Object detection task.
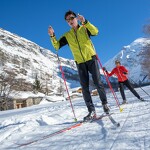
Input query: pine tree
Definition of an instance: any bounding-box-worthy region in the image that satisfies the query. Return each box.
[33,74,41,93]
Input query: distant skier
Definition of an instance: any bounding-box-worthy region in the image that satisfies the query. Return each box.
[48,10,110,121]
[103,60,144,104]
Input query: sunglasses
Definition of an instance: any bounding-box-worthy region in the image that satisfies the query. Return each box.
[66,16,76,22]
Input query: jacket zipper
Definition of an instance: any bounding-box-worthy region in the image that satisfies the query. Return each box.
[74,30,85,63]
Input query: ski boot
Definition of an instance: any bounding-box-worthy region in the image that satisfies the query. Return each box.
[122,100,128,104]
[102,104,110,114]
[83,111,96,122]
[139,97,145,101]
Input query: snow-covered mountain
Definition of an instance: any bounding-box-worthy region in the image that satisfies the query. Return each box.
[104,38,150,84]
[0,28,79,96]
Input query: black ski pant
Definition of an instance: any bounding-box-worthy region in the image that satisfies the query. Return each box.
[76,56,107,113]
[118,79,140,101]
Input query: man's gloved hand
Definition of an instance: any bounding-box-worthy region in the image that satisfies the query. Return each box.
[48,26,55,37]
[77,14,86,24]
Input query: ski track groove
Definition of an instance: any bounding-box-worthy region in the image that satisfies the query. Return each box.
[141,101,150,150]
[140,102,147,150]
[109,103,134,150]
[0,124,25,143]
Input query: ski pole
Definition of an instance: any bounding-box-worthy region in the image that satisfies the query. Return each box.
[56,52,77,122]
[79,17,123,112]
[129,77,150,98]
[96,55,123,112]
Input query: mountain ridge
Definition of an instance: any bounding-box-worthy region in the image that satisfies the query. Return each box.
[104,37,150,84]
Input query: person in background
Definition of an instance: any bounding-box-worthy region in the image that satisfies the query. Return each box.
[103,60,144,104]
[48,10,110,121]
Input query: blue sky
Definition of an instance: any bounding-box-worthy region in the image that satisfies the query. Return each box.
[0,0,150,64]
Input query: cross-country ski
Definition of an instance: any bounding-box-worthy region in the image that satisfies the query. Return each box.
[15,113,118,148]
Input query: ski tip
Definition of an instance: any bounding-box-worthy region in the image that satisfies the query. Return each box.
[117,123,120,127]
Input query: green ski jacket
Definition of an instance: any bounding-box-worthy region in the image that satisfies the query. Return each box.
[50,21,98,64]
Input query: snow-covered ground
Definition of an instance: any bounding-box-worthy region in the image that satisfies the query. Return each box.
[0,86,150,150]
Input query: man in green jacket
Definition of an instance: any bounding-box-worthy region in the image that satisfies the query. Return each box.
[48,10,109,121]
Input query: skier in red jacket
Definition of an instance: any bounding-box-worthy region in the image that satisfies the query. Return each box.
[103,60,144,104]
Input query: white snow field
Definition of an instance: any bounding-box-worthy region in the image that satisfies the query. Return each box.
[0,86,150,150]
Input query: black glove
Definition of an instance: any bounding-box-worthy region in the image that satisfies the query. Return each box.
[103,67,107,72]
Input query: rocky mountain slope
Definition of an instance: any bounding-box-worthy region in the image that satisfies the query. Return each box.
[0,28,78,96]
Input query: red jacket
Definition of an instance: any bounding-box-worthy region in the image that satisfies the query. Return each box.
[106,66,128,82]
